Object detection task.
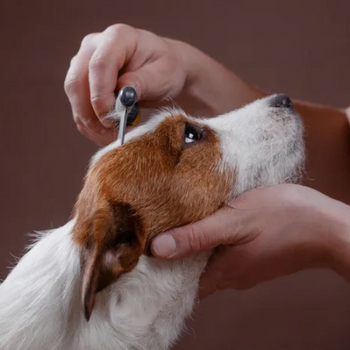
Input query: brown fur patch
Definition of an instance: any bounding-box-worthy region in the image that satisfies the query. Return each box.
[72,113,235,318]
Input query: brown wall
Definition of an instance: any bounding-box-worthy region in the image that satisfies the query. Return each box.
[1,1,350,349]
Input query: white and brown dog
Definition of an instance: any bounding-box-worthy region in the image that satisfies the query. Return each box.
[0,94,304,350]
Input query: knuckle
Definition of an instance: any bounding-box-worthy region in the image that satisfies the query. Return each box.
[105,23,132,36]
[69,55,77,67]
[90,95,108,116]
[64,77,80,96]
[187,224,207,253]
[85,117,102,131]
[73,114,81,125]
[81,33,97,46]
[89,57,106,73]
[76,124,87,136]
[75,115,102,134]
[74,116,90,130]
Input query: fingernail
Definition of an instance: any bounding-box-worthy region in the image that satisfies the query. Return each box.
[152,233,176,258]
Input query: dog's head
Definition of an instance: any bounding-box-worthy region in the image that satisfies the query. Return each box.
[73,94,304,320]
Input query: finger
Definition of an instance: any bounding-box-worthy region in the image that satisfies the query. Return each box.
[76,123,117,146]
[117,63,173,104]
[65,34,110,136]
[198,250,240,299]
[115,28,167,103]
[199,242,261,299]
[89,24,138,126]
[151,206,246,259]
[197,247,233,299]
[198,274,220,299]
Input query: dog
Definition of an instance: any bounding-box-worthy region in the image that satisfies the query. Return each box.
[0,94,304,350]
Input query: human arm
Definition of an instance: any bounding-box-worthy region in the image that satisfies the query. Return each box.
[151,184,350,297]
[64,24,262,145]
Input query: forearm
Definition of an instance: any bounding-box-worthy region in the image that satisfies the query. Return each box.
[294,101,350,204]
[172,40,265,116]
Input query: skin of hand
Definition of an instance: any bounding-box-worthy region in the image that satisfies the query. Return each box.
[64,24,186,145]
[151,184,350,298]
[64,24,261,146]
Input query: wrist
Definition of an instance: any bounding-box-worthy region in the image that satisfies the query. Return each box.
[328,203,350,281]
[169,39,266,116]
[289,192,350,276]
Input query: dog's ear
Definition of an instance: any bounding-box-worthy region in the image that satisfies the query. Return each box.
[75,202,144,321]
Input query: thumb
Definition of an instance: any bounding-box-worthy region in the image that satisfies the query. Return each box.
[151,207,238,259]
[117,71,146,101]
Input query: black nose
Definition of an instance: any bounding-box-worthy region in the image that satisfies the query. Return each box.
[271,94,293,109]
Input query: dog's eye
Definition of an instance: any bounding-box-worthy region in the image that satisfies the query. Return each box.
[184,124,202,144]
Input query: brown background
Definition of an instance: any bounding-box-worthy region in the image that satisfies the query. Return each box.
[1,0,350,349]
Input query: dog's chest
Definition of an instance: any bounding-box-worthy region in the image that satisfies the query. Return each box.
[70,253,210,350]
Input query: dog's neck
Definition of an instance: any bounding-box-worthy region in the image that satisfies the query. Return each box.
[0,220,209,350]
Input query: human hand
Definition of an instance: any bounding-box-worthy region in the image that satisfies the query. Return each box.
[65,24,265,146]
[64,24,191,145]
[151,184,350,298]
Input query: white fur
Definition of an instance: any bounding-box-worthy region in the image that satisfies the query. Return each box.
[203,96,304,195]
[0,95,304,350]
[0,220,208,350]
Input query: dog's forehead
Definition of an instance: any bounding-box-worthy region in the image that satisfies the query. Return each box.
[75,108,233,239]
[91,108,195,167]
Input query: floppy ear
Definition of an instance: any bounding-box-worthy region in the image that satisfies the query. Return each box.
[75,202,144,321]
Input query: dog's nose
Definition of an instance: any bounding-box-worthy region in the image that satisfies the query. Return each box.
[271,94,293,109]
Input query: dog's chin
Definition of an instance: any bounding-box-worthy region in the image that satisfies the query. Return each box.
[280,154,305,186]
[286,167,304,185]
[281,126,305,185]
